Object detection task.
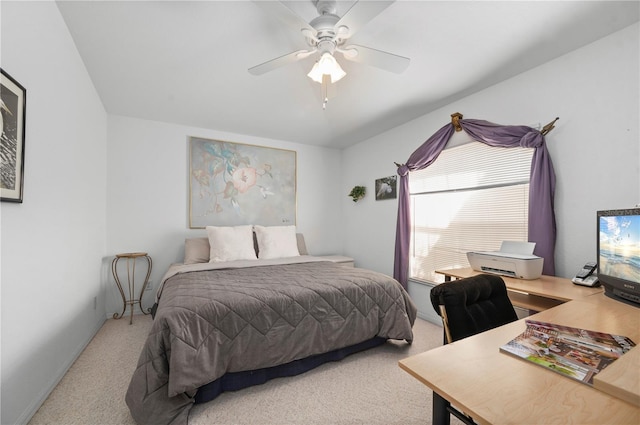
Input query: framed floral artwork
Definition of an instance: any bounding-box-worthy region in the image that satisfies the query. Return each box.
[1,69,26,203]
[189,137,297,228]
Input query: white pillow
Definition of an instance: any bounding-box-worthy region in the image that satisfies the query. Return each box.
[206,225,257,262]
[254,225,300,259]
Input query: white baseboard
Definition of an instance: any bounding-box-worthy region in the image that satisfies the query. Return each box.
[17,317,106,425]
[417,311,443,327]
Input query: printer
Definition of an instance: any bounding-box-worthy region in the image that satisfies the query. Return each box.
[466,241,544,280]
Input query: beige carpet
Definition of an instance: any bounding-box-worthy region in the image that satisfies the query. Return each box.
[28,314,462,425]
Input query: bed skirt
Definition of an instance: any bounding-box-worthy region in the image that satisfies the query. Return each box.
[194,336,387,404]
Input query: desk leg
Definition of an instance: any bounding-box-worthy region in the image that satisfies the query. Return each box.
[433,392,451,425]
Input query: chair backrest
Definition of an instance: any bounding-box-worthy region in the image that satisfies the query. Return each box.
[430,274,518,343]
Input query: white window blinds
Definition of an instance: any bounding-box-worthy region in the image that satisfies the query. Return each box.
[409,141,534,283]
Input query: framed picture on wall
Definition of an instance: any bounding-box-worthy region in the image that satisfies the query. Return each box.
[189,137,297,228]
[1,69,26,203]
[375,175,397,200]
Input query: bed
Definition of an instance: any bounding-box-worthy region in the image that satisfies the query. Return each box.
[125,226,417,425]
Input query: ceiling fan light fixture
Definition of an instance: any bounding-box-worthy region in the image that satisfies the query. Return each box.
[307,52,346,84]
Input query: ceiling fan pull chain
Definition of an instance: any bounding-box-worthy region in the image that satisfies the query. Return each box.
[322,75,329,110]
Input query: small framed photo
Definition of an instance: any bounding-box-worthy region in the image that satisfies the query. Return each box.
[375,175,397,200]
[1,69,26,203]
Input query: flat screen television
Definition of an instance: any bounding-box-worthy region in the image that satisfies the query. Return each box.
[597,208,640,306]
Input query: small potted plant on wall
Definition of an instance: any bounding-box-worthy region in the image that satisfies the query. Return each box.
[348,185,366,202]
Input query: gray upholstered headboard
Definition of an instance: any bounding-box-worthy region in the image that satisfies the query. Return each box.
[296,233,308,255]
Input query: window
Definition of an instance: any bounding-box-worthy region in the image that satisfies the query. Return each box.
[409,141,534,283]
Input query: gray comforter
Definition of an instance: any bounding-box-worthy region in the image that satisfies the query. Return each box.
[126,259,417,425]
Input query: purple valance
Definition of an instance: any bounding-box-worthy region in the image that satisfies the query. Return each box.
[393,118,556,288]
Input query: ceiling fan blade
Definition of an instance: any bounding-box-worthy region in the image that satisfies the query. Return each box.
[248,49,316,75]
[339,44,409,74]
[252,0,316,36]
[334,0,395,39]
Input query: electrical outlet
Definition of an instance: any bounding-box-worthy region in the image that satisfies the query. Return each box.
[145,281,153,291]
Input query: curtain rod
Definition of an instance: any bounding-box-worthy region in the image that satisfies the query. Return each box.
[451,112,463,131]
[541,117,559,135]
[450,112,560,136]
[395,114,560,167]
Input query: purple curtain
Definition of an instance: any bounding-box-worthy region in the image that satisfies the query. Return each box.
[393,119,556,288]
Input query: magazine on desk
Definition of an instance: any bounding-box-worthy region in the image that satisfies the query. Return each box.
[500,320,636,385]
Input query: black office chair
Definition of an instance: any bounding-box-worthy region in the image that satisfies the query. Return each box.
[429,273,518,425]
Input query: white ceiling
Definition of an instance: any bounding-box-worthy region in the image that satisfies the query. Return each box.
[56,0,639,148]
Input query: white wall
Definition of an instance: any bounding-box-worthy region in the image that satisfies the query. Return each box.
[342,23,639,318]
[1,3,637,422]
[0,2,108,424]
[105,116,344,314]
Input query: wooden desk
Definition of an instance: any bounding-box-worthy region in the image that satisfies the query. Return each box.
[399,294,640,425]
[436,267,602,312]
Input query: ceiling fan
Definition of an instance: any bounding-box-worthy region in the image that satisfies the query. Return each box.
[248,0,410,82]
